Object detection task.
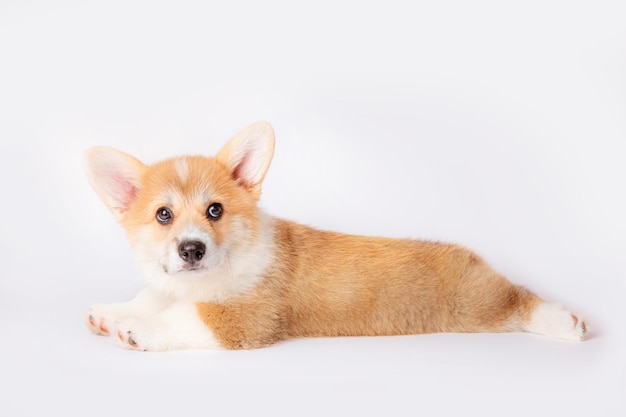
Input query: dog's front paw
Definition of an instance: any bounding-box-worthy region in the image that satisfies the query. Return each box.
[87,304,115,336]
[114,318,154,351]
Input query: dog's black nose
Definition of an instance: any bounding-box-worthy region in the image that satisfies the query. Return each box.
[178,240,206,264]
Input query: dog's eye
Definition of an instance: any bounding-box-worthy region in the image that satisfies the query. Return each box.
[206,202,223,221]
[156,207,173,224]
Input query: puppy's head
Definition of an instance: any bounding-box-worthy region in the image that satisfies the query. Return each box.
[84,122,275,290]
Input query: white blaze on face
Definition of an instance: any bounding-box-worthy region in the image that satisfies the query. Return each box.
[173,158,189,184]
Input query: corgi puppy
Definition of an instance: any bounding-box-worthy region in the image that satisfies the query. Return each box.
[84,121,588,351]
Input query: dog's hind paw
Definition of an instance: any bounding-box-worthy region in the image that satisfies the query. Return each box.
[526,302,589,341]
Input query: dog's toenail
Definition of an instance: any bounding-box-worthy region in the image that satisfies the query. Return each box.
[128,336,138,347]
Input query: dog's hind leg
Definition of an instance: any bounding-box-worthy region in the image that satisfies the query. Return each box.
[452,255,589,341]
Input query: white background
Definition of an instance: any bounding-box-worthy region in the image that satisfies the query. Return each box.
[0,0,624,415]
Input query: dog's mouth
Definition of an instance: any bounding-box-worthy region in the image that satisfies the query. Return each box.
[181,264,206,272]
[161,255,225,275]
[161,264,207,274]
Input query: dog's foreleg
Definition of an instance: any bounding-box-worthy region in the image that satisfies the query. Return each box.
[112,302,220,351]
[86,287,170,336]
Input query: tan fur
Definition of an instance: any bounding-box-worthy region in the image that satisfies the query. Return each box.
[196,219,542,349]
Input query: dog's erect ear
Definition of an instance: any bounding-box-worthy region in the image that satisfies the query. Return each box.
[217,121,275,192]
[83,147,147,222]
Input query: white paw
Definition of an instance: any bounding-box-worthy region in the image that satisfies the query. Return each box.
[87,304,116,336]
[527,302,589,341]
[113,317,154,351]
